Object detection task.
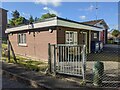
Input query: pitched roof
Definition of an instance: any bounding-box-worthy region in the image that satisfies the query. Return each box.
[82,19,103,25]
[82,19,109,29]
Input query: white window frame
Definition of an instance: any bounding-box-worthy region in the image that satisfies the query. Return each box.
[65,31,78,45]
[17,33,27,46]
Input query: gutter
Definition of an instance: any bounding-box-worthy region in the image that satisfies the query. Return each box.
[6,17,103,34]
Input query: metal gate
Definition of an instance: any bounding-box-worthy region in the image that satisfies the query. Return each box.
[48,44,86,81]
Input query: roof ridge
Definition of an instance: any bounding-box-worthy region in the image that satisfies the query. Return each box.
[82,19,104,23]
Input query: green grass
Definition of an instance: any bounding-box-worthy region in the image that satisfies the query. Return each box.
[2,55,48,72]
[2,43,7,49]
[2,43,48,72]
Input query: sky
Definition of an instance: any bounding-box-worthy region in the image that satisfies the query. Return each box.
[1,2,118,30]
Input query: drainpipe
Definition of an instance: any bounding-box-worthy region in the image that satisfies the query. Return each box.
[105,29,108,44]
[33,32,36,60]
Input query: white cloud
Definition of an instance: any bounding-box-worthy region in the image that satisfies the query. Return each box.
[86,5,94,11]
[43,6,60,16]
[43,7,48,10]
[79,4,95,12]
[35,0,61,7]
[79,15,86,20]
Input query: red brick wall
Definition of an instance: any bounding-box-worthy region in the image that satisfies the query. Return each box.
[9,28,57,61]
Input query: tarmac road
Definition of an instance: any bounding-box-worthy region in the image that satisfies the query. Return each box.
[2,75,31,89]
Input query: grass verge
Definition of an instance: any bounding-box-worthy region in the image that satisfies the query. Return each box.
[2,44,48,72]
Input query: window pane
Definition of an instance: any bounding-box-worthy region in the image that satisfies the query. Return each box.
[23,34,26,43]
[74,32,77,44]
[18,34,20,44]
[17,33,26,44]
[66,33,69,43]
[66,31,77,45]
[21,34,23,43]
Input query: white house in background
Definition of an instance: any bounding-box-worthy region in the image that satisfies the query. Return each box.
[82,19,109,44]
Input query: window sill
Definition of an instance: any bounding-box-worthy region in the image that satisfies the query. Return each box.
[18,44,28,47]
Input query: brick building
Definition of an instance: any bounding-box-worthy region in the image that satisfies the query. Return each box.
[6,17,105,61]
[0,8,8,41]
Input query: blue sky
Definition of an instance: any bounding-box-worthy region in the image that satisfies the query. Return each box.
[1,2,118,30]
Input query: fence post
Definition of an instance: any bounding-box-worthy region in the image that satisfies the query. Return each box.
[82,45,86,82]
[48,43,51,73]
[54,45,56,76]
[7,39,10,63]
[10,41,17,63]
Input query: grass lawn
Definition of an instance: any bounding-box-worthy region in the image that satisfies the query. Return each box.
[2,43,7,49]
[2,43,48,72]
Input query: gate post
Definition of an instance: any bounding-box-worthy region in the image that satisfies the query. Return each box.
[7,39,10,63]
[48,43,51,73]
[82,45,86,82]
[53,45,56,76]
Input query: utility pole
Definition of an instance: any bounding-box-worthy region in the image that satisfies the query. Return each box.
[95,2,98,21]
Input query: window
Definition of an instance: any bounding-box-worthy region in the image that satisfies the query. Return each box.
[94,33,97,39]
[66,31,77,44]
[18,33,26,45]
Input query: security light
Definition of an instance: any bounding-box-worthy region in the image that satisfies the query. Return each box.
[49,28,53,33]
